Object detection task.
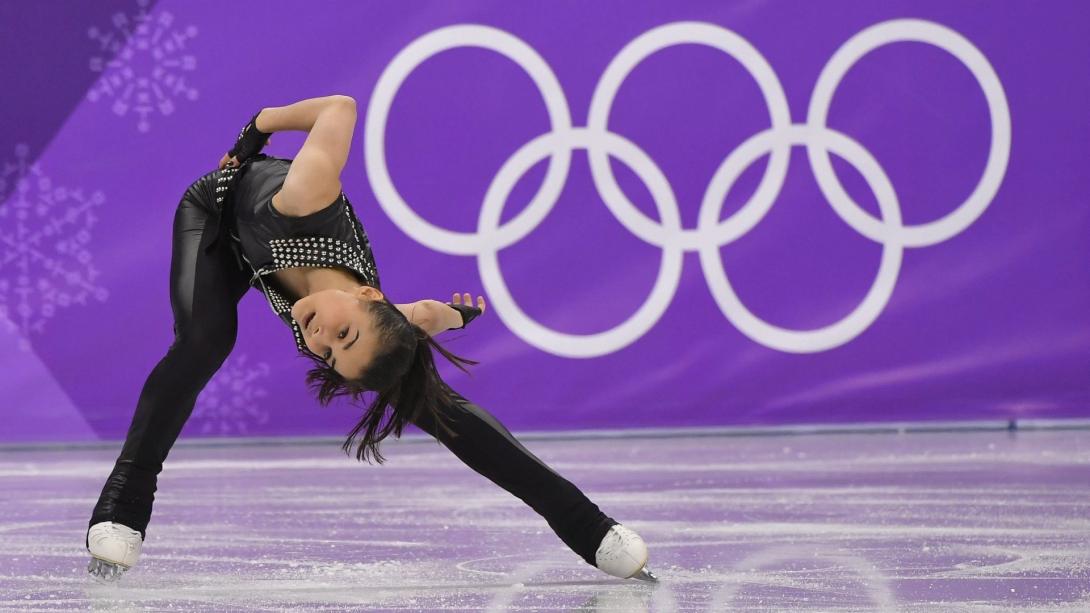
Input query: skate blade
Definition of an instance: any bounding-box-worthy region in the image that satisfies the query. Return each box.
[631,566,659,582]
[87,556,129,583]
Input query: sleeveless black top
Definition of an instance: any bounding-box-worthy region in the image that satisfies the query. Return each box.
[203,154,381,354]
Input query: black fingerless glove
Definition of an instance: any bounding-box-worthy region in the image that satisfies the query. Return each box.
[227,111,272,162]
[445,302,482,330]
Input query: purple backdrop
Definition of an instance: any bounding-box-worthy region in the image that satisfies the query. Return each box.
[1,0,1087,443]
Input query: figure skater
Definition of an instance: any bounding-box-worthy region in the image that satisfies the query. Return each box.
[85,94,656,583]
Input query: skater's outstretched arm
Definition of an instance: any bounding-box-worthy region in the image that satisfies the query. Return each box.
[394,294,486,336]
[394,300,450,337]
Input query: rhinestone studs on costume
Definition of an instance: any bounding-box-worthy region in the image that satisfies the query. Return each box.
[265,236,377,288]
[214,165,241,207]
[259,234,380,354]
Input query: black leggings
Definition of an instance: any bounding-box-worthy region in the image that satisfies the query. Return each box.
[89,174,617,567]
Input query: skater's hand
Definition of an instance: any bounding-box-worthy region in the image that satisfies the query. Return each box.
[218,137,271,170]
[218,152,240,170]
[451,292,485,312]
[445,292,486,330]
[220,110,273,171]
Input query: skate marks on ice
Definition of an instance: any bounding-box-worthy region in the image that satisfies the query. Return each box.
[476,545,895,613]
[0,429,1088,610]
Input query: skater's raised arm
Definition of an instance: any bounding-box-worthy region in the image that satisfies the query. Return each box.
[266,96,356,217]
[218,94,356,220]
[218,94,352,170]
[253,95,353,134]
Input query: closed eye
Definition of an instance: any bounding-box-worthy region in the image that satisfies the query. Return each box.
[330,329,360,369]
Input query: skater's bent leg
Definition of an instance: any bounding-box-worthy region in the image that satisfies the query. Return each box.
[410,390,617,567]
[89,179,250,539]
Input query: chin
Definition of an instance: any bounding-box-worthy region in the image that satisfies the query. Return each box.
[290,296,309,321]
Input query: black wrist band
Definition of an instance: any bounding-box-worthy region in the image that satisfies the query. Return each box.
[445,302,482,330]
[227,111,271,162]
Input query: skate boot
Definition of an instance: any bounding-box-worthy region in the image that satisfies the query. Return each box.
[86,521,143,582]
[595,524,658,582]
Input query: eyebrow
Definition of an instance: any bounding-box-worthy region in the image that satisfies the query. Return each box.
[330,329,361,370]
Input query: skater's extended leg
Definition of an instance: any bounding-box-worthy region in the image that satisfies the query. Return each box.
[89,174,250,540]
[410,390,617,567]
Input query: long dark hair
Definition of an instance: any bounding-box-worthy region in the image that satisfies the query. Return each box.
[301,296,477,464]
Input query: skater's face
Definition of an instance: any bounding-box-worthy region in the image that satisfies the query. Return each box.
[290,285,384,378]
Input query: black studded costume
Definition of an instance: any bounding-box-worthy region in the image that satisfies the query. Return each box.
[88,152,618,571]
[229,153,380,353]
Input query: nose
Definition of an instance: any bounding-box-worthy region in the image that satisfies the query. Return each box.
[313,322,333,342]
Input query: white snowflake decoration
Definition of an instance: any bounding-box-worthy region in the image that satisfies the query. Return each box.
[86,0,200,133]
[192,352,273,435]
[0,143,109,352]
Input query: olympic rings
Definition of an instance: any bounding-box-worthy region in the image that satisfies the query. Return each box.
[364,19,1010,356]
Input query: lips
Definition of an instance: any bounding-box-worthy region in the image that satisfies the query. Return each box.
[303,311,316,333]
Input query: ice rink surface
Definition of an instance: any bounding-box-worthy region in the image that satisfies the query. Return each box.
[1,428,1088,611]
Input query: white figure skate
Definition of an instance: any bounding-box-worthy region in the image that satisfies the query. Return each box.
[86,521,143,582]
[595,524,658,582]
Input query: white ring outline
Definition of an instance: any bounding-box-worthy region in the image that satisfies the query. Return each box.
[364,24,573,255]
[586,21,793,251]
[698,125,903,353]
[807,18,1011,247]
[477,128,684,358]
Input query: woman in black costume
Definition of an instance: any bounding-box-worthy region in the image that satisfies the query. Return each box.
[85,94,656,583]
